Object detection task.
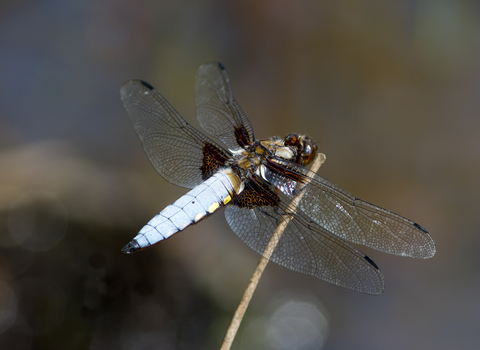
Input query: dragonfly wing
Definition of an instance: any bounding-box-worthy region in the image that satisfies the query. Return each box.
[225,176,385,294]
[121,80,230,189]
[283,163,436,258]
[195,62,254,150]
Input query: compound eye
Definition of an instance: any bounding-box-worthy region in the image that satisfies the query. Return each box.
[301,137,317,165]
[284,133,299,146]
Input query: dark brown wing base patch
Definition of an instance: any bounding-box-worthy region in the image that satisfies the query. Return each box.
[234,126,251,148]
[232,175,279,209]
[200,143,230,180]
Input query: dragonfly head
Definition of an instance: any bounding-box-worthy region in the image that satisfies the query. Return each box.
[284,133,317,166]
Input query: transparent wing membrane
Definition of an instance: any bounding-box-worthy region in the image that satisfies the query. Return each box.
[121,80,229,189]
[195,62,254,150]
[225,185,385,294]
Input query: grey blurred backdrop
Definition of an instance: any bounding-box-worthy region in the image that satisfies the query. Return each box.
[0,1,479,349]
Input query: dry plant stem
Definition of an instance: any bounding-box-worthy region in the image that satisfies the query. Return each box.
[220,153,326,350]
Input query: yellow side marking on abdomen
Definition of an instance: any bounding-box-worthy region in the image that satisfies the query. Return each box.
[208,202,220,213]
[223,195,232,205]
[194,212,206,222]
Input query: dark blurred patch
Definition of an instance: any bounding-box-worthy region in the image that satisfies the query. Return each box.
[8,190,68,252]
[0,217,224,350]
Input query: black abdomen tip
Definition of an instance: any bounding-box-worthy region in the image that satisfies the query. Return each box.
[122,241,141,254]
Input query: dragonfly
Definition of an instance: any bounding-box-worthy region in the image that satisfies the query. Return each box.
[120,62,436,294]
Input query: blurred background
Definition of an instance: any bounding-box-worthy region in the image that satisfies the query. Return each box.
[0,1,479,349]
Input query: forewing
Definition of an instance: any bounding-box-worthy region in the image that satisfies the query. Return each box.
[121,80,229,189]
[195,62,254,150]
[286,164,436,259]
[225,179,385,294]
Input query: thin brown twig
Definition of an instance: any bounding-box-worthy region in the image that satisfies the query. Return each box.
[220,153,326,350]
